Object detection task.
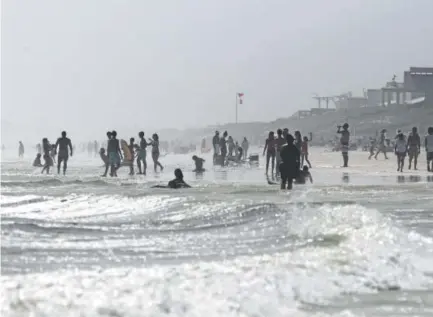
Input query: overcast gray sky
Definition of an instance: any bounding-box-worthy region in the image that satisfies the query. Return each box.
[2,0,433,143]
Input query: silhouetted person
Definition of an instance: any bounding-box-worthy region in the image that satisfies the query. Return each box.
[168,169,191,189]
[295,166,313,184]
[101,132,112,177]
[337,123,350,167]
[279,134,300,190]
[263,131,276,175]
[41,138,53,174]
[407,127,421,170]
[241,137,249,159]
[425,127,433,172]
[137,131,151,175]
[18,141,24,158]
[33,153,43,167]
[219,131,228,166]
[212,131,220,161]
[128,137,136,175]
[192,155,205,172]
[55,131,73,175]
[107,130,122,177]
[149,133,164,172]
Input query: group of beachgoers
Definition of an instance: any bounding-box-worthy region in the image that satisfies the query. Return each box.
[99,131,163,177]
[32,131,73,175]
[22,123,433,188]
[367,126,433,172]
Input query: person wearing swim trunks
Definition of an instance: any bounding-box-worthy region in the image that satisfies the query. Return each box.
[107,130,123,177]
[149,133,164,172]
[425,127,433,172]
[395,132,407,172]
[54,131,73,175]
[407,127,421,170]
[279,134,300,190]
[337,123,350,167]
[263,131,276,176]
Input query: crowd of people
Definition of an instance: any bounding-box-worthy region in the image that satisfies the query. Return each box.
[11,123,433,189]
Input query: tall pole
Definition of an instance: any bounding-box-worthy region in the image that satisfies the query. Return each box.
[235,93,238,124]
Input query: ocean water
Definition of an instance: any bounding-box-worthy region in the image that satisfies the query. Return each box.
[1,147,433,317]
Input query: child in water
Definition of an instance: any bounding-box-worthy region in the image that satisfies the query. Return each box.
[192,155,205,172]
[295,166,313,184]
[33,153,43,167]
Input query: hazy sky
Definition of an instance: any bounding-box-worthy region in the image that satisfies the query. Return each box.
[2,0,433,142]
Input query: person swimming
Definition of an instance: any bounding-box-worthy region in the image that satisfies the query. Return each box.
[295,166,313,184]
[152,168,191,189]
[33,153,43,167]
[192,155,205,172]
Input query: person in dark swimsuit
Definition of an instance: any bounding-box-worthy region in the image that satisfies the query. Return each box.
[128,137,136,175]
[41,138,53,174]
[279,134,300,190]
[263,131,276,175]
[152,169,191,189]
[192,155,205,172]
[219,131,228,166]
[54,131,73,175]
[275,129,286,178]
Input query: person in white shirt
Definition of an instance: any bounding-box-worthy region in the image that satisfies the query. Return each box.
[394,132,407,172]
[425,127,433,172]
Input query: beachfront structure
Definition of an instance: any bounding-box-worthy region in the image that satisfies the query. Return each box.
[380,67,433,107]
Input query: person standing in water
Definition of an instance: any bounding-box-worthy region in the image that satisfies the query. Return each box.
[263,131,276,176]
[107,130,123,177]
[192,155,205,172]
[149,133,164,172]
[294,131,302,152]
[18,141,24,158]
[337,123,350,167]
[374,129,389,160]
[41,138,53,174]
[407,127,421,170]
[279,134,300,190]
[212,131,220,161]
[137,131,151,175]
[241,137,249,160]
[395,132,407,172]
[227,136,235,157]
[101,132,112,177]
[425,127,433,172]
[128,137,136,175]
[301,134,312,168]
[219,131,228,166]
[54,131,73,175]
[275,129,286,178]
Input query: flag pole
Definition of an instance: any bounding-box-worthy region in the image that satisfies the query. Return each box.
[235,93,238,124]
